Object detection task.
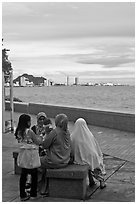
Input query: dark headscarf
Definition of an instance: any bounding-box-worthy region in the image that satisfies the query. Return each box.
[37,112,47,121]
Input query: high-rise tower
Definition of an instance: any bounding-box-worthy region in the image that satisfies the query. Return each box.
[74,77,79,85]
[66,76,69,86]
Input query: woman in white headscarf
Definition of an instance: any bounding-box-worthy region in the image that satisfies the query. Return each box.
[71,118,106,189]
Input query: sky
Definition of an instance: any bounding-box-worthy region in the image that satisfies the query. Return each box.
[2,1,135,85]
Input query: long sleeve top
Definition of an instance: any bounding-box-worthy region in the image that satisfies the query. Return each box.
[42,127,71,165]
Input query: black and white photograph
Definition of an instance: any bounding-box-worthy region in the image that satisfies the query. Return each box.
[2,1,135,202]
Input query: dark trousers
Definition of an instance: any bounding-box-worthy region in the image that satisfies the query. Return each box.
[20,168,37,198]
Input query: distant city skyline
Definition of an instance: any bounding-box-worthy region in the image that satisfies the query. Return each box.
[2,2,135,85]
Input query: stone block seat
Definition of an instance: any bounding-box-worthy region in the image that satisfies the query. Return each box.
[46,164,89,200]
[13,151,89,200]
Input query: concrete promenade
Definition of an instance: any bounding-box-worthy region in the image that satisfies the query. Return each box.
[2,111,135,202]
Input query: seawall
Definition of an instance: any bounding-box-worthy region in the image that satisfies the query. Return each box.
[5,101,135,132]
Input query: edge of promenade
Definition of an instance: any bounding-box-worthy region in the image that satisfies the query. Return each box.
[5,101,135,132]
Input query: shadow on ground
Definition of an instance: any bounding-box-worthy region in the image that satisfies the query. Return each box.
[86,155,135,202]
[7,155,135,202]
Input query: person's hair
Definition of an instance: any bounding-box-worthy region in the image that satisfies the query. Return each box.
[43,118,52,125]
[15,114,31,139]
[55,114,68,132]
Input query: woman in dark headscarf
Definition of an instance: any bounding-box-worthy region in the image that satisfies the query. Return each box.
[26,112,48,190]
[38,113,72,195]
[31,112,50,157]
[31,112,48,137]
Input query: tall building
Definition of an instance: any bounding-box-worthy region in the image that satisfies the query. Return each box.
[20,76,33,86]
[44,79,47,86]
[74,77,79,85]
[47,79,52,86]
[66,76,69,86]
[20,76,28,86]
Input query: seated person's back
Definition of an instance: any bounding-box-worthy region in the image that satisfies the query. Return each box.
[41,114,71,168]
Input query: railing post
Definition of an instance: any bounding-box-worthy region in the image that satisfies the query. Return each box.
[2,71,5,133]
[10,70,14,132]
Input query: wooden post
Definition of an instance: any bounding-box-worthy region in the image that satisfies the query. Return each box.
[2,71,5,133]
[10,70,14,132]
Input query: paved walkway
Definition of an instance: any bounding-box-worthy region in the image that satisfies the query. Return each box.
[90,125,135,163]
[2,111,135,202]
[4,111,134,163]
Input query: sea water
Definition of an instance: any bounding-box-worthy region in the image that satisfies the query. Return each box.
[5,85,135,113]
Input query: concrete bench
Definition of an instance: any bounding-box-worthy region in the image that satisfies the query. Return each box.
[46,164,89,200]
[13,151,21,175]
[13,151,89,200]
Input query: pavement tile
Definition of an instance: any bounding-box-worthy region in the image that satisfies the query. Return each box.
[103,155,126,178]
[13,195,81,202]
[108,162,135,185]
[2,173,20,202]
[2,152,14,174]
[87,182,135,202]
[2,111,135,202]
[89,161,135,202]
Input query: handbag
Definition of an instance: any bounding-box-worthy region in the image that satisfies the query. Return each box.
[17,144,41,169]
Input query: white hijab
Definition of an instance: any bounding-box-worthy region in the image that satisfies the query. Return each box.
[71,118,105,172]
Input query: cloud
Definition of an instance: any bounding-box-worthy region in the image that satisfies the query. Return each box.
[2,2,35,16]
[71,5,79,10]
[2,2,135,42]
[43,13,52,18]
[77,69,134,76]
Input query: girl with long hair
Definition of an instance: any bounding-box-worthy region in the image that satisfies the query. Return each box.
[15,114,42,201]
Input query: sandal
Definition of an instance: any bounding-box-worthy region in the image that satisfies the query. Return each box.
[40,192,49,197]
[20,195,30,202]
[40,190,49,197]
[100,181,106,189]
